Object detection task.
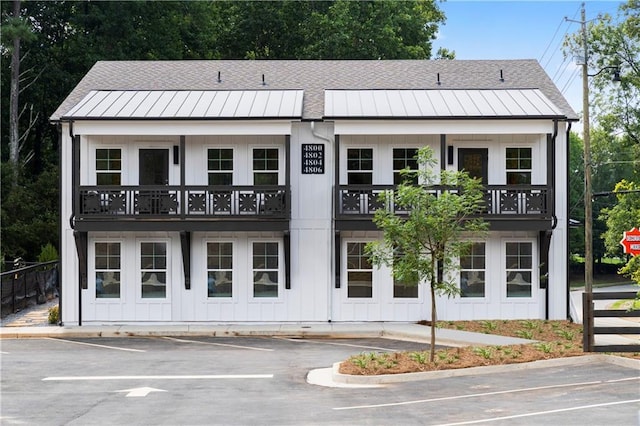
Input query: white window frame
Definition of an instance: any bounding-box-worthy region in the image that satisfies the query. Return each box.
[345,147,374,185]
[458,241,487,300]
[205,240,235,300]
[344,240,375,300]
[206,147,234,186]
[137,239,171,301]
[250,240,283,300]
[505,146,533,185]
[251,146,282,186]
[503,239,536,300]
[91,239,124,302]
[392,147,419,186]
[92,146,124,186]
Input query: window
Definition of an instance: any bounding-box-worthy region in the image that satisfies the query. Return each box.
[252,242,279,297]
[347,148,373,185]
[393,277,418,298]
[460,242,486,298]
[253,148,279,185]
[95,242,120,298]
[506,148,531,185]
[208,149,233,185]
[347,242,372,298]
[96,148,121,185]
[506,242,532,298]
[140,242,167,298]
[207,242,233,298]
[393,148,418,185]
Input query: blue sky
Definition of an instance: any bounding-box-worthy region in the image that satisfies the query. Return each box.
[434,0,624,115]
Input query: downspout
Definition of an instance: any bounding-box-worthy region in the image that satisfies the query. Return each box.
[57,123,63,326]
[565,121,573,320]
[310,120,335,322]
[69,120,83,326]
[545,119,559,320]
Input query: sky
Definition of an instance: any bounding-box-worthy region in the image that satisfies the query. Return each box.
[433,0,625,116]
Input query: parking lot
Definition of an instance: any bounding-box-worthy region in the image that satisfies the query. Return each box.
[1,336,639,425]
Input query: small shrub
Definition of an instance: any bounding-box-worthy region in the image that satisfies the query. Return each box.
[555,329,576,341]
[38,243,59,263]
[48,306,59,324]
[409,351,429,364]
[534,342,554,353]
[480,320,497,333]
[473,347,494,360]
[515,330,534,339]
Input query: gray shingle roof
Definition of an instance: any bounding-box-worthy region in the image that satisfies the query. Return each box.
[51,59,577,121]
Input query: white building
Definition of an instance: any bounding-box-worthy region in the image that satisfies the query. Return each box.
[51,60,577,325]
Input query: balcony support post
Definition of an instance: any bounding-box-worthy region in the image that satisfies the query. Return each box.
[73,230,87,326]
[334,230,341,288]
[440,134,446,170]
[284,231,291,289]
[180,231,191,290]
[180,136,186,219]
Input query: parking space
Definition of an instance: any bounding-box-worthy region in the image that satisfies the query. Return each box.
[1,337,638,425]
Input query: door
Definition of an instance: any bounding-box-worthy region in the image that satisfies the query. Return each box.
[458,148,488,184]
[138,149,170,214]
[139,149,169,186]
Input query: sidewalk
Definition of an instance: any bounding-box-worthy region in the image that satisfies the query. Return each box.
[0,300,532,346]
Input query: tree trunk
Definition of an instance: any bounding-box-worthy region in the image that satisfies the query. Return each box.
[9,0,22,186]
[429,257,437,362]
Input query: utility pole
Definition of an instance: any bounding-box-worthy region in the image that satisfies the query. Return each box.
[580,3,593,297]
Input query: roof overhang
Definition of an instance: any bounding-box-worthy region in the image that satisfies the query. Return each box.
[324,89,566,120]
[60,90,304,121]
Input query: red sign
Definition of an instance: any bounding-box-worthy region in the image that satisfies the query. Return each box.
[620,227,640,256]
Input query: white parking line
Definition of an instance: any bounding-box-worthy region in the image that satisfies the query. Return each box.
[435,399,640,425]
[44,337,145,352]
[43,374,273,381]
[162,336,274,351]
[334,378,639,410]
[273,337,398,352]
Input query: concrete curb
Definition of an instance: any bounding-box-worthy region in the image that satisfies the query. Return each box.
[331,354,640,385]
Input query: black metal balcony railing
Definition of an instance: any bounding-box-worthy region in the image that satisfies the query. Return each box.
[78,185,288,219]
[336,185,551,218]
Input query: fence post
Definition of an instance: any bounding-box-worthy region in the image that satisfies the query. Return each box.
[582,292,594,352]
[12,273,16,314]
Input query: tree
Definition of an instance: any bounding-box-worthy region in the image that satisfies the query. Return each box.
[565,0,640,146]
[599,180,640,284]
[366,147,488,361]
[0,0,452,263]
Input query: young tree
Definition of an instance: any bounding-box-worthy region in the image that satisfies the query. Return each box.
[366,147,488,361]
[599,180,640,285]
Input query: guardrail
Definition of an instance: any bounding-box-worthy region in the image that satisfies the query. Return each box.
[583,291,640,352]
[1,261,59,318]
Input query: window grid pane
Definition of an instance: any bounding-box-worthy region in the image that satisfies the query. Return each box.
[207,242,233,298]
[208,149,233,186]
[253,242,278,298]
[460,242,486,298]
[347,243,373,298]
[95,242,121,299]
[506,242,532,298]
[253,149,278,185]
[141,242,167,299]
[347,148,373,185]
[506,148,532,185]
[393,148,418,185]
[96,149,121,186]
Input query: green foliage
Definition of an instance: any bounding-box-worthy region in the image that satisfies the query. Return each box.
[599,180,640,284]
[480,320,497,333]
[472,347,494,360]
[37,243,58,263]
[48,305,59,324]
[515,330,534,340]
[409,351,429,364]
[366,146,488,362]
[0,0,450,261]
[533,342,554,353]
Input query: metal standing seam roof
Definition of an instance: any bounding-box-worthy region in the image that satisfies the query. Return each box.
[324,89,563,118]
[62,89,304,119]
[50,60,578,122]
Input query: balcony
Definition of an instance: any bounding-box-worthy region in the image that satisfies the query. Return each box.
[75,185,289,232]
[335,184,553,231]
